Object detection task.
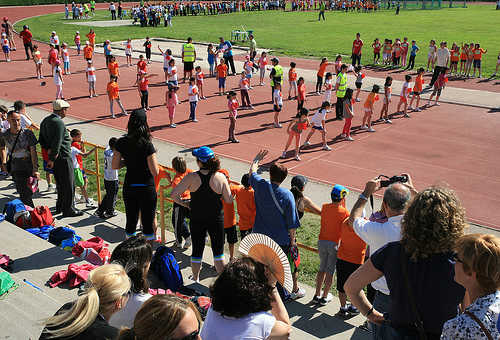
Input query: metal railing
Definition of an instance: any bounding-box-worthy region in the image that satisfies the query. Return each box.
[29,125,318,253]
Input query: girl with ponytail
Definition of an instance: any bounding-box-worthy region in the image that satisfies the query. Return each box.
[39,264,131,340]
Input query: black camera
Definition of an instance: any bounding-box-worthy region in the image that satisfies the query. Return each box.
[378,174,409,188]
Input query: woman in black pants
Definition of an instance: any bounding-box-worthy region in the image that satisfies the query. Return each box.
[170,146,233,282]
[113,109,159,241]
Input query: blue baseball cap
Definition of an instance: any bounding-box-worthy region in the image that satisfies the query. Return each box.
[192,146,214,163]
[331,184,349,200]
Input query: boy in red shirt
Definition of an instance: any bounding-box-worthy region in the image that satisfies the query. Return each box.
[352,32,363,66]
[136,55,147,80]
[216,59,228,95]
[288,62,298,100]
[232,174,256,239]
[314,184,349,305]
[134,72,156,110]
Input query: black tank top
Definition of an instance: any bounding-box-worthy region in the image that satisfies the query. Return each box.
[190,171,223,220]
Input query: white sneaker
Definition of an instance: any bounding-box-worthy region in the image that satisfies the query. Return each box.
[291,287,306,300]
[360,125,368,130]
[48,183,56,192]
[86,198,97,208]
[408,106,414,111]
[340,133,346,138]
[434,102,440,106]
[281,152,287,159]
[367,127,376,132]
[322,145,331,151]
[75,194,86,203]
[302,141,310,147]
[183,236,192,249]
[346,136,354,141]
[415,108,422,112]
[385,119,392,124]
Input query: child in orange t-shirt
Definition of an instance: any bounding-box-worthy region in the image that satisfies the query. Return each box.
[297,77,306,112]
[336,197,366,316]
[472,43,487,78]
[219,169,238,261]
[108,56,120,79]
[288,62,298,100]
[166,156,192,249]
[408,68,424,112]
[397,74,412,118]
[361,84,380,132]
[216,59,228,95]
[107,76,127,118]
[316,57,332,94]
[313,184,349,306]
[233,173,256,239]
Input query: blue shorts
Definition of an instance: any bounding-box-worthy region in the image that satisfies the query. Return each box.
[218,77,226,88]
[43,160,54,174]
[246,73,252,79]
[313,125,324,131]
[2,46,9,54]
[163,67,168,72]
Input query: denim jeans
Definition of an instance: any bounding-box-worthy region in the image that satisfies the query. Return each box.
[372,291,398,340]
[189,101,197,120]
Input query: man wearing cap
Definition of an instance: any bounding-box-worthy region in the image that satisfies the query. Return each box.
[269,57,283,101]
[19,25,33,60]
[182,37,196,82]
[1,17,16,51]
[249,150,300,300]
[218,37,236,76]
[346,174,417,338]
[39,100,82,217]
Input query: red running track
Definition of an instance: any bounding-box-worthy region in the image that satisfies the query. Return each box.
[1,4,500,229]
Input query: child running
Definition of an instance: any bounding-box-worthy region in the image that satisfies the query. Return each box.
[288,62,298,100]
[216,58,228,95]
[33,45,43,79]
[258,51,268,85]
[165,84,179,127]
[408,68,424,112]
[427,67,448,106]
[107,76,127,118]
[273,82,283,128]
[397,74,411,118]
[341,88,355,141]
[303,102,331,150]
[227,91,239,143]
[86,60,97,98]
[195,66,206,99]
[361,85,379,132]
[281,108,310,161]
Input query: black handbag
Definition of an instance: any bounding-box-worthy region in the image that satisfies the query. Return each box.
[5,131,21,174]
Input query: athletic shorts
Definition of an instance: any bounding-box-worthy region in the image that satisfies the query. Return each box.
[273,104,282,112]
[313,125,324,131]
[168,80,178,87]
[163,67,168,72]
[183,61,194,71]
[224,225,238,244]
[318,240,338,275]
[218,77,226,88]
[432,88,442,97]
[239,227,252,240]
[336,258,361,293]
[355,82,362,89]
[2,46,9,54]
[451,61,458,66]
[473,59,481,68]
[245,73,252,79]
[43,160,54,174]
[413,91,421,96]
[400,96,408,103]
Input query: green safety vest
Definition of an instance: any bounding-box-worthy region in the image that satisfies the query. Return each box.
[336,72,347,98]
[183,43,195,62]
[271,65,283,87]
[84,4,89,11]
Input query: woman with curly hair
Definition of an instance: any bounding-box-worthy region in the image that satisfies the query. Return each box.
[344,186,467,340]
[109,236,153,329]
[117,295,202,340]
[441,233,500,340]
[200,257,291,340]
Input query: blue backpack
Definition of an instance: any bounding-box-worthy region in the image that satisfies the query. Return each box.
[152,246,183,292]
[3,199,26,224]
[48,227,77,246]
[25,225,55,240]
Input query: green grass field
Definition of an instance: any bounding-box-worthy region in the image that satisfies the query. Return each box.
[15,4,500,75]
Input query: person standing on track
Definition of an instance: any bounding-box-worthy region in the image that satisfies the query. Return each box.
[352,33,363,67]
[1,17,16,51]
[182,37,196,83]
[334,64,348,120]
[218,37,236,76]
[19,25,33,61]
[170,146,233,282]
[269,57,283,102]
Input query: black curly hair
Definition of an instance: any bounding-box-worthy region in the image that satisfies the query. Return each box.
[210,257,274,318]
[110,235,152,294]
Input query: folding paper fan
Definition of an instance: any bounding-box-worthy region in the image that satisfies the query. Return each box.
[239,233,293,293]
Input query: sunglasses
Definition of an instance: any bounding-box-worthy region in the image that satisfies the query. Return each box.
[170,320,200,340]
[451,252,463,264]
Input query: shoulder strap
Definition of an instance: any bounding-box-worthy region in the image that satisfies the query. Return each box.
[400,251,428,340]
[7,130,22,159]
[268,183,284,216]
[463,310,494,340]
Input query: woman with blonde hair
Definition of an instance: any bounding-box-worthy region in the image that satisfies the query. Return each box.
[39,264,131,339]
[441,233,500,340]
[344,186,467,340]
[117,295,202,340]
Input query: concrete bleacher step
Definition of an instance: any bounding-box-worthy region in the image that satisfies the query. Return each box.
[0,176,369,339]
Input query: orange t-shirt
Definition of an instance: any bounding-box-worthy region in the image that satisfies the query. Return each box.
[86,32,95,45]
[298,83,306,100]
[233,185,256,230]
[364,92,376,108]
[137,60,147,72]
[223,184,238,228]
[83,46,93,59]
[317,62,328,77]
[414,75,424,92]
[319,203,347,244]
[171,169,193,200]
[107,81,119,100]
[216,64,228,78]
[473,48,486,60]
[337,221,366,264]
[108,61,119,76]
[289,68,297,82]
[450,50,460,62]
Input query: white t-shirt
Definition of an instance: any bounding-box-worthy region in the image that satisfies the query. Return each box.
[168,65,177,82]
[353,215,402,295]
[62,48,70,62]
[200,307,275,340]
[109,4,116,11]
[401,81,409,97]
[162,53,172,69]
[87,66,96,82]
[71,146,82,169]
[54,67,63,85]
[436,47,450,67]
[103,147,118,181]
[311,108,327,127]
[273,89,282,106]
[188,85,199,102]
[109,292,152,329]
